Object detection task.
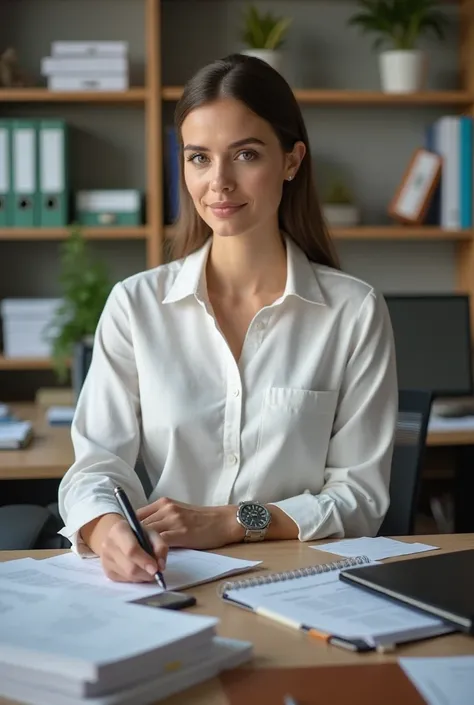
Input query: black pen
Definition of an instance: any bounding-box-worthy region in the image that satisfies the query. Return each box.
[113,485,167,590]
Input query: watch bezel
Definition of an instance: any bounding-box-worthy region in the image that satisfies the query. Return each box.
[237,501,272,531]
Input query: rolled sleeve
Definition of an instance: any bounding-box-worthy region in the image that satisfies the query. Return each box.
[273,289,397,541]
[58,282,148,554]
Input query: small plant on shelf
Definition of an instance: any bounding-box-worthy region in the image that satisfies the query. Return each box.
[347,0,449,93]
[240,4,292,73]
[46,223,112,383]
[322,178,360,227]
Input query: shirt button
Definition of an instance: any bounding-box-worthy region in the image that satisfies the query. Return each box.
[232,388,240,397]
[227,453,238,465]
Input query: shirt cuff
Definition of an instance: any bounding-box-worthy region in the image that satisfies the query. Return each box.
[270,492,344,542]
[58,499,123,557]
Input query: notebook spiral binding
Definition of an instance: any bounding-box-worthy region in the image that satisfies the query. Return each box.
[219,554,371,596]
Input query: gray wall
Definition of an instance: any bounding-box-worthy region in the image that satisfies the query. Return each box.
[0,0,463,396]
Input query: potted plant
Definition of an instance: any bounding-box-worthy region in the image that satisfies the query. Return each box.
[240,4,292,73]
[347,0,449,94]
[45,223,112,400]
[322,178,360,227]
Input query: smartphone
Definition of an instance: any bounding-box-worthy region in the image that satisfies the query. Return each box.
[133,591,197,610]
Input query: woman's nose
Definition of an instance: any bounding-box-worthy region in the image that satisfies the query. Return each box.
[210,162,235,193]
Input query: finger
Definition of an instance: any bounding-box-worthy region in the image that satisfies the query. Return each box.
[112,521,159,579]
[113,552,155,583]
[136,503,156,521]
[148,530,169,571]
[159,529,188,547]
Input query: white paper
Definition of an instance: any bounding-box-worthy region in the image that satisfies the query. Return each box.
[0,588,217,681]
[226,568,452,644]
[400,656,474,705]
[0,549,261,602]
[429,415,474,432]
[311,537,439,560]
[0,637,252,705]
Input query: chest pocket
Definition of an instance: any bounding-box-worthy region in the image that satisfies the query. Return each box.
[256,388,339,481]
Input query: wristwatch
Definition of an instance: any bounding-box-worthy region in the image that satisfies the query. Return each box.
[236,501,272,542]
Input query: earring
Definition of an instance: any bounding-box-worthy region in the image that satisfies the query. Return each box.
[287,174,293,181]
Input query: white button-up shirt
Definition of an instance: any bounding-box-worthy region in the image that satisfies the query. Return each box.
[58,236,398,553]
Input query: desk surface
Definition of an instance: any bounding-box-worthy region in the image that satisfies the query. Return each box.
[0,534,473,705]
[1,403,474,482]
[0,404,73,480]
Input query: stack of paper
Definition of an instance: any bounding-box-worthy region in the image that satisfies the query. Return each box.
[0,419,33,449]
[0,581,252,705]
[1,298,62,358]
[41,41,130,92]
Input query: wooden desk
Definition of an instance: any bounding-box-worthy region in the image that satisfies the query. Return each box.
[2,402,474,484]
[0,534,473,705]
[0,404,72,480]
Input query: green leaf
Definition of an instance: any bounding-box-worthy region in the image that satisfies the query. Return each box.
[347,0,449,51]
[241,3,292,50]
[46,222,112,380]
[264,17,293,50]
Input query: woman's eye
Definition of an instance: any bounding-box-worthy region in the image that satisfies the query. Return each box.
[188,153,208,165]
[238,150,257,161]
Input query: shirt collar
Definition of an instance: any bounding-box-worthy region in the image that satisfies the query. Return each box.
[162,238,212,304]
[162,234,326,306]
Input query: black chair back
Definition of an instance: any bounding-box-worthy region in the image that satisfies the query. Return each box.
[379,389,432,536]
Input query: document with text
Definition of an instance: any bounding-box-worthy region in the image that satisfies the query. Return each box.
[0,549,261,602]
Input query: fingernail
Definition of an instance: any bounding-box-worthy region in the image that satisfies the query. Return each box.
[158,558,166,571]
[146,564,157,576]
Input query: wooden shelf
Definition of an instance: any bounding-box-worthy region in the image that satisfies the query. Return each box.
[332,226,474,241]
[0,227,149,241]
[0,356,67,371]
[0,88,148,103]
[164,225,473,241]
[162,86,473,106]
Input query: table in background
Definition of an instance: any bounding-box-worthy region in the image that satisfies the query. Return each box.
[1,403,474,530]
[0,535,473,705]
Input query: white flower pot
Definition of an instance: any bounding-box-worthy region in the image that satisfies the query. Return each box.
[379,50,426,94]
[322,204,360,227]
[241,49,283,74]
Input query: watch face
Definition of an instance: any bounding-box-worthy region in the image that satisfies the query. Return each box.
[240,503,269,530]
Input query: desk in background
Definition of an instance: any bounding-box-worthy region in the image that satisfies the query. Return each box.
[2,403,473,481]
[1,403,474,531]
[0,535,473,705]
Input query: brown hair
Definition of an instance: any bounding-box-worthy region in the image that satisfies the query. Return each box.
[168,53,340,269]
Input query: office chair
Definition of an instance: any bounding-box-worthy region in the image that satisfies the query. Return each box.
[379,389,433,537]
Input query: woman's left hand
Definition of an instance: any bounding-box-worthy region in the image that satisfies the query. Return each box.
[136,498,243,549]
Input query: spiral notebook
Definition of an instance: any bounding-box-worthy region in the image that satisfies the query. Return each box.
[220,556,454,652]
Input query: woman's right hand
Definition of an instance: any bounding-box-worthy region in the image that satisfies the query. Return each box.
[81,513,168,583]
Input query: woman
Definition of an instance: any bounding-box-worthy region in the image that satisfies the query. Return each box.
[58,54,398,583]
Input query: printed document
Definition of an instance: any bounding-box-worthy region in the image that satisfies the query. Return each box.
[226,568,453,645]
[400,656,474,705]
[0,549,261,602]
[311,536,439,561]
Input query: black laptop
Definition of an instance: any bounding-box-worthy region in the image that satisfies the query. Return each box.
[339,549,474,634]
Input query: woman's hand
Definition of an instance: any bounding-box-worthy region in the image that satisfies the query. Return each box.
[81,513,169,583]
[136,499,243,550]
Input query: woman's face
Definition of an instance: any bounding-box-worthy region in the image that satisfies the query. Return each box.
[181,97,304,240]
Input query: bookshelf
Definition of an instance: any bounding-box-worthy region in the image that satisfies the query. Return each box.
[2,0,474,375]
[0,88,148,103]
[0,227,148,240]
[162,86,474,106]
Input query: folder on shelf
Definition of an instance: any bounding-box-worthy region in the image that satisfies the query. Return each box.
[0,120,13,227]
[38,120,69,227]
[11,120,39,227]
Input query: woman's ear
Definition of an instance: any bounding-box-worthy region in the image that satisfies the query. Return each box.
[285,140,306,180]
